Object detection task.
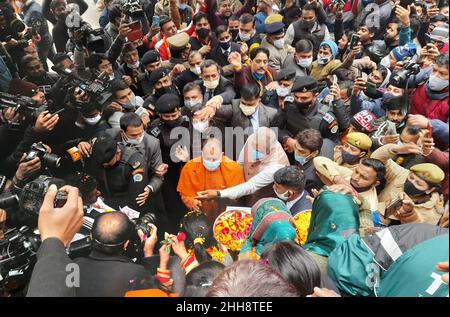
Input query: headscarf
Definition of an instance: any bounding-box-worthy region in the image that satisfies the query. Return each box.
[240,198,297,256]
[238,127,290,181]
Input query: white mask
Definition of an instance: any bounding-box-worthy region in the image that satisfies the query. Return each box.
[191,66,202,75]
[204,79,220,90]
[297,57,313,68]
[427,74,449,91]
[273,38,285,49]
[276,85,290,97]
[109,74,115,81]
[239,102,257,116]
[193,120,209,133]
[126,61,140,69]
[83,114,101,125]
[185,99,203,109]
[317,55,331,65]
[15,1,24,9]
[380,55,391,69]
[275,189,290,201]
[124,133,144,145]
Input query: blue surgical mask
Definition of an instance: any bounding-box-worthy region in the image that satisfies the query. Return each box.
[253,72,264,80]
[251,149,265,161]
[203,158,221,171]
[294,153,309,166]
[427,74,449,91]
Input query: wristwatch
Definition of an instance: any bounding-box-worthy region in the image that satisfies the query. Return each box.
[216,190,221,198]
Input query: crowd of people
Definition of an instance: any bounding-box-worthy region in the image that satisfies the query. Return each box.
[0,0,448,297]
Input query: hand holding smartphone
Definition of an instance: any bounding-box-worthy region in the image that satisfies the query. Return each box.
[127,21,143,43]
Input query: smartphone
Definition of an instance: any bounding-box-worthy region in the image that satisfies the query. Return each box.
[385,198,403,218]
[127,20,143,43]
[400,0,414,8]
[332,74,338,86]
[135,106,146,116]
[349,33,360,50]
[151,15,160,28]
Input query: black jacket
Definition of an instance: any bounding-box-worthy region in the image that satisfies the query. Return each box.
[195,75,236,105]
[73,250,152,297]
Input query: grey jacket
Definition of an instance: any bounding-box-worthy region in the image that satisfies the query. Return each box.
[105,128,164,193]
[282,55,310,78]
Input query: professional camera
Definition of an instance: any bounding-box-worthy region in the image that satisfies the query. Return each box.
[19,176,65,216]
[122,0,145,21]
[390,60,421,87]
[0,92,47,130]
[51,64,112,107]
[0,192,19,209]
[77,23,108,52]
[134,213,157,236]
[0,226,40,294]
[25,142,62,170]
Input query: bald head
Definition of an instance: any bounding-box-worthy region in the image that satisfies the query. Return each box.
[202,138,222,161]
[92,212,133,251]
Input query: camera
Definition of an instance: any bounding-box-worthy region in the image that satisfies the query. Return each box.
[0,92,48,130]
[19,175,65,216]
[0,192,19,209]
[134,213,156,236]
[0,226,40,294]
[123,0,145,21]
[25,142,62,170]
[76,23,108,52]
[51,64,112,107]
[390,60,420,87]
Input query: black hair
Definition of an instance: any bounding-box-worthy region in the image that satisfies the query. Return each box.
[261,240,321,297]
[228,15,239,23]
[404,125,421,136]
[436,52,449,66]
[91,212,134,255]
[159,15,173,29]
[273,166,306,193]
[182,261,226,297]
[295,129,323,153]
[110,79,130,94]
[295,39,314,53]
[239,13,255,25]
[108,4,122,24]
[119,112,143,131]
[53,53,71,65]
[193,12,208,26]
[302,3,317,14]
[250,46,270,60]
[359,21,378,36]
[183,82,203,95]
[86,53,108,70]
[200,59,220,73]
[360,158,386,182]
[240,83,260,100]
[215,25,229,38]
[180,212,216,264]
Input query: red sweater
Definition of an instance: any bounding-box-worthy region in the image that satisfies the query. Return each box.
[410,84,449,122]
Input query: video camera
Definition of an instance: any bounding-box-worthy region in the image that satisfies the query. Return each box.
[0,226,40,294]
[75,23,108,52]
[25,142,62,170]
[51,64,112,107]
[122,0,145,21]
[0,92,47,130]
[390,59,421,88]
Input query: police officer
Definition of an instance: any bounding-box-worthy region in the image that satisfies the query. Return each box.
[143,67,181,112]
[140,50,162,96]
[264,68,296,109]
[162,32,191,71]
[148,93,190,232]
[279,76,349,151]
[334,132,373,170]
[89,136,149,213]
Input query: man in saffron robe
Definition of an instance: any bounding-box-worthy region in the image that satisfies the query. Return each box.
[177,137,245,222]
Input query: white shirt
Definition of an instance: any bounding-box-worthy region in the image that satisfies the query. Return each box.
[220,164,286,200]
[249,107,260,130]
[286,191,305,211]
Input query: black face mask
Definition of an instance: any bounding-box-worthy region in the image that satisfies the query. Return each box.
[404,179,427,197]
[220,40,231,50]
[295,100,313,111]
[300,19,316,30]
[197,27,210,39]
[365,82,383,99]
[229,29,239,40]
[163,116,183,128]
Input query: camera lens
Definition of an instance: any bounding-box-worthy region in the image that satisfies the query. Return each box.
[0,193,19,209]
[42,153,62,169]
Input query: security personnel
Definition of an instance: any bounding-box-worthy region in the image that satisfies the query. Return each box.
[143,67,181,112]
[264,68,296,110]
[89,136,149,213]
[141,50,163,96]
[148,93,190,232]
[334,132,373,170]
[162,32,191,71]
[371,143,446,225]
[279,76,349,148]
